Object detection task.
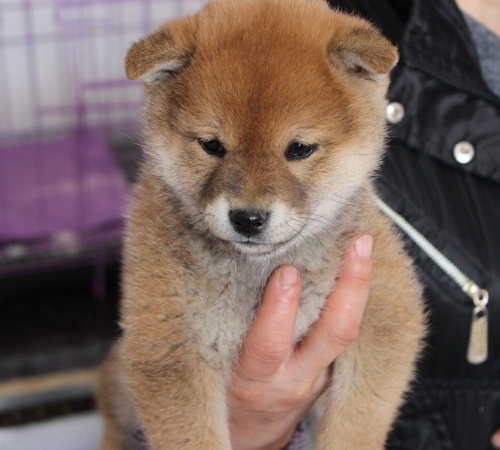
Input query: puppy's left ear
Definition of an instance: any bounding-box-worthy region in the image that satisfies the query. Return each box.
[125,16,197,83]
[328,25,398,82]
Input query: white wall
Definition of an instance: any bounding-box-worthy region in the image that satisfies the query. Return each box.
[0,0,205,142]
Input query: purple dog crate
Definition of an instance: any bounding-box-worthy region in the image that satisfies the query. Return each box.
[0,0,205,278]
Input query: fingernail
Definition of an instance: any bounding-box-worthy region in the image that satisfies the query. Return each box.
[355,235,373,259]
[492,431,500,448]
[280,266,298,288]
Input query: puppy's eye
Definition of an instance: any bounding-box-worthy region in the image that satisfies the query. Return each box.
[285,142,317,160]
[198,139,226,158]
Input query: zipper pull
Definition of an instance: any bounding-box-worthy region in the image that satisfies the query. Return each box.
[375,198,491,366]
[463,281,489,365]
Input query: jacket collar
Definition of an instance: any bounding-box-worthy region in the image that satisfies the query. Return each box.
[400,0,499,104]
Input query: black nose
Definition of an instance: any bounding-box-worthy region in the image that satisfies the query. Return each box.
[229,209,268,237]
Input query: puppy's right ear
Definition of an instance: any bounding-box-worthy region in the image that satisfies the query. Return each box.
[125,17,197,83]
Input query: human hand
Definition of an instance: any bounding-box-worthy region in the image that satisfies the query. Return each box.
[227,235,374,450]
[493,429,500,448]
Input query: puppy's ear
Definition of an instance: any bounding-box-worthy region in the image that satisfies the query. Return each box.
[125,17,197,83]
[329,25,398,81]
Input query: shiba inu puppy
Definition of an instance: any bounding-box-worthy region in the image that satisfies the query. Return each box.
[98,0,425,448]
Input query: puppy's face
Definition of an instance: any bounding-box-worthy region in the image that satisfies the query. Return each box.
[126,0,397,257]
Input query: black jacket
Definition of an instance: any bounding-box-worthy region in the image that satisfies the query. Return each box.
[327,0,500,449]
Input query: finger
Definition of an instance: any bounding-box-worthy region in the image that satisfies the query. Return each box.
[492,429,500,448]
[236,266,302,381]
[293,235,373,376]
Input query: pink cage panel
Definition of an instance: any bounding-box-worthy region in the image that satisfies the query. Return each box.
[0,0,205,276]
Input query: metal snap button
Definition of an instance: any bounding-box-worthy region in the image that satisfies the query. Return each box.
[453,141,475,164]
[386,102,405,124]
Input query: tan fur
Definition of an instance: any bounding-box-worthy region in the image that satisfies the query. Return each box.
[98,0,425,448]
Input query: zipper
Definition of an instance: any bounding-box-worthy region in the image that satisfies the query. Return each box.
[376,197,490,365]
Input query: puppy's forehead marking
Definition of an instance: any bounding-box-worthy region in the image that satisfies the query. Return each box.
[178,60,351,152]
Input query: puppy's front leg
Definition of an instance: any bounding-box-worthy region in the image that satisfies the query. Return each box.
[315,343,405,449]
[315,293,424,450]
[122,337,232,450]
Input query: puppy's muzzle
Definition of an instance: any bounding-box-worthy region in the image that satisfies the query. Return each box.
[229,209,269,237]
